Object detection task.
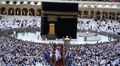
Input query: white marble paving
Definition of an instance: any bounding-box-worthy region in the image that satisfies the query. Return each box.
[11,31,115,44]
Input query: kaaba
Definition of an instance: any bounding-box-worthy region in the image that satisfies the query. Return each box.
[41,1,78,39]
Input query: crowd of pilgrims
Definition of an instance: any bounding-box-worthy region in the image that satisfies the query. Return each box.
[0,15,120,66]
[0,36,53,66]
[0,36,120,66]
[64,41,120,66]
[77,18,120,35]
[0,15,41,30]
[0,15,120,35]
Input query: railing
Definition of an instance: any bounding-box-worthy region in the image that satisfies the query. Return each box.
[0,0,120,9]
[0,0,120,2]
[77,1,120,8]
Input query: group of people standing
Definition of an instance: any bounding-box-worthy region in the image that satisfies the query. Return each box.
[0,15,120,66]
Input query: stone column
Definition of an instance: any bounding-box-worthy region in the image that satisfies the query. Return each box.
[6,8,8,15]
[81,11,83,18]
[108,12,109,20]
[94,11,96,19]
[19,9,21,16]
[115,12,117,21]
[100,11,103,20]
[27,9,29,16]
[35,9,37,16]
[88,11,91,19]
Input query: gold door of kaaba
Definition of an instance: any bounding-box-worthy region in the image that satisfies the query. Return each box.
[49,23,55,35]
[47,15,57,40]
[47,23,56,39]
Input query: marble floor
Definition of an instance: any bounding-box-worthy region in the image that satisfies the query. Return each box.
[11,31,115,45]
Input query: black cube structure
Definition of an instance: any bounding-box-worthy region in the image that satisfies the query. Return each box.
[41,1,78,39]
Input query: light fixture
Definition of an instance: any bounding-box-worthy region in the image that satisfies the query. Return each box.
[1,1,6,4]
[112,5,117,8]
[90,5,94,8]
[37,2,41,5]
[97,4,102,8]
[23,1,27,4]
[78,5,82,8]
[84,5,88,7]
[9,1,13,5]
[30,2,34,5]
[104,5,110,8]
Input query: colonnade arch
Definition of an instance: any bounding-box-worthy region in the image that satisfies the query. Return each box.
[83,11,88,18]
[102,12,108,20]
[8,8,14,15]
[90,11,94,18]
[22,8,28,16]
[79,10,120,21]
[116,13,120,21]
[0,7,6,15]
[96,11,101,20]
[0,7,120,21]
[29,8,35,16]
[0,7,41,16]
[36,9,41,16]
[16,8,21,15]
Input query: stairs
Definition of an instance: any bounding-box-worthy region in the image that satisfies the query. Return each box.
[50,44,66,66]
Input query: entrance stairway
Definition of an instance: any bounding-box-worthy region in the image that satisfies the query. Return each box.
[50,44,66,66]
